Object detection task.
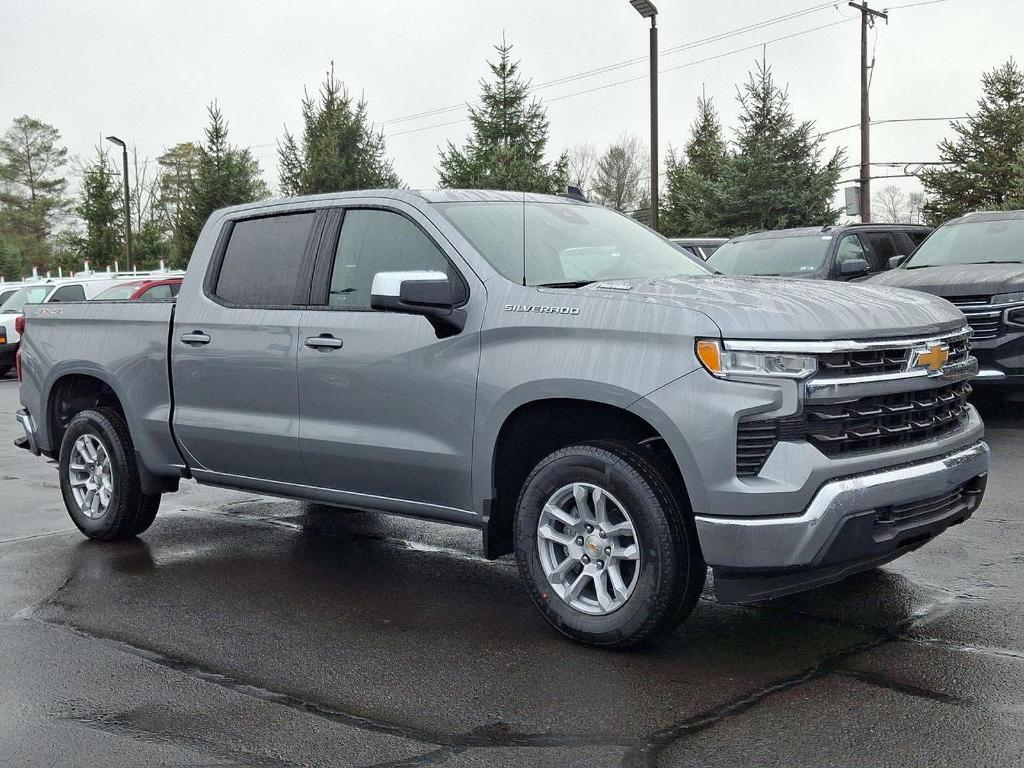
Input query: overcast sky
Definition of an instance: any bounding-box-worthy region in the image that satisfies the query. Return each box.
[2,0,1021,202]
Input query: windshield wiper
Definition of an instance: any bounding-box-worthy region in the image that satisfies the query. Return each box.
[536,280,597,288]
[971,260,1024,265]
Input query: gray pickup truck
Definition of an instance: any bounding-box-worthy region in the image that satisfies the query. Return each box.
[16,190,990,648]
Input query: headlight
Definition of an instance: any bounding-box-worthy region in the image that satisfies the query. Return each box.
[992,291,1024,305]
[696,339,817,379]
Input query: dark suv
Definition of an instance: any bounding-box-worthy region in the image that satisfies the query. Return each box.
[867,210,1024,389]
[707,223,933,281]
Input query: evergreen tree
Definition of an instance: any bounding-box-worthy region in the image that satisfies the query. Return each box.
[156,142,201,268]
[438,39,567,193]
[662,95,730,236]
[0,238,27,281]
[193,102,269,224]
[0,115,70,264]
[278,63,400,195]
[715,62,844,234]
[921,59,1024,223]
[77,146,124,267]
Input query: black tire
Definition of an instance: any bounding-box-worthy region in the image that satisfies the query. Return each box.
[58,407,161,541]
[513,440,705,650]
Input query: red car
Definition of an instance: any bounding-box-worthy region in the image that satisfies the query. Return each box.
[93,277,183,301]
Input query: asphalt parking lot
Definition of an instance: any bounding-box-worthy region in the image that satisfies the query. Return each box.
[0,373,1022,767]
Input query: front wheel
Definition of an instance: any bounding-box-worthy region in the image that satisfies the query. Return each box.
[514,440,705,649]
[58,407,161,541]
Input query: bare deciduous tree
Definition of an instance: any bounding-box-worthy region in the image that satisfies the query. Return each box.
[566,141,597,194]
[873,185,926,224]
[591,133,648,212]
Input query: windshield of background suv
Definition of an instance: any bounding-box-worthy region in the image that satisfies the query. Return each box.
[0,285,51,314]
[435,201,709,285]
[95,282,145,300]
[904,218,1024,268]
[707,235,831,276]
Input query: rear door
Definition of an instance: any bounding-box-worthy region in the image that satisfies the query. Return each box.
[172,208,324,484]
[297,203,482,514]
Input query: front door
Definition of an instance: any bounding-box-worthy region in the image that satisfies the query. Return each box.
[172,209,322,484]
[297,205,482,513]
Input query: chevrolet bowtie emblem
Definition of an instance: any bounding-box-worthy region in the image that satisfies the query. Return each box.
[913,344,950,373]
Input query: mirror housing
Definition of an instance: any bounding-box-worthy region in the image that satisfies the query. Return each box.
[838,258,870,278]
[888,254,909,270]
[370,271,467,338]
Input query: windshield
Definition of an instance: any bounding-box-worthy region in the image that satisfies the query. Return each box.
[95,282,145,300]
[0,289,17,305]
[435,201,709,285]
[904,218,1024,268]
[707,235,831,276]
[0,285,52,314]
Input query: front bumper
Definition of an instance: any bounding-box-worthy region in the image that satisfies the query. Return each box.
[695,440,990,603]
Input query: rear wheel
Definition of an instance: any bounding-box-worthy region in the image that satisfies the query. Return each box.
[514,440,705,649]
[58,407,161,541]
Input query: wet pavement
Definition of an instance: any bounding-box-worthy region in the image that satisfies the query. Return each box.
[0,374,1021,767]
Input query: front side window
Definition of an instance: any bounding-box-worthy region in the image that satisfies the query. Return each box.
[214,212,316,306]
[904,218,1024,268]
[708,235,830,277]
[329,209,452,309]
[139,284,175,301]
[835,234,868,267]
[437,201,707,285]
[95,283,144,300]
[860,233,899,271]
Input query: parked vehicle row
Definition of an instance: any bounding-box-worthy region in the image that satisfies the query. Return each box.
[14,189,989,649]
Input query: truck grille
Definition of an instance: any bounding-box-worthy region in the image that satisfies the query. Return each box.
[947,296,1001,340]
[815,334,970,378]
[736,382,972,476]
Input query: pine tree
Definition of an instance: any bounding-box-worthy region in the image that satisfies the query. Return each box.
[438,39,567,193]
[0,115,70,264]
[921,59,1024,223]
[715,62,843,234]
[0,238,27,281]
[662,95,730,236]
[77,146,124,267]
[278,63,400,195]
[156,142,201,268]
[193,103,269,223]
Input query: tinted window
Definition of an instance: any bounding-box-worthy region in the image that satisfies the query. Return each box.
[49,284,86,302]
[329,209,451,309]
[861,232,899,272]
[708,236,830,276]
[139,284,175,300]
[214,213,316,306]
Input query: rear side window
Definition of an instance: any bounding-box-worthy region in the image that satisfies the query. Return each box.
[328,209,452,309]
[214,213,316,306]
[49,284,86,302]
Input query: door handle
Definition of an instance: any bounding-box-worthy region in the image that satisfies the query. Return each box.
[304,334,343,350]
[180,331,211,346]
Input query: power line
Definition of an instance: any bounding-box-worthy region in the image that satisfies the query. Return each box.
[379,2,840,127]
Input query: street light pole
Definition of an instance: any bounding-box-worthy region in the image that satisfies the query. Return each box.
[105,135,132,270]
[630,0,659,232]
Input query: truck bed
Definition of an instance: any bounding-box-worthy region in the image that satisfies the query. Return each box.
[19,300,183,476]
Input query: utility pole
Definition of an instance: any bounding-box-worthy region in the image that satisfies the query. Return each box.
[849,1,887,223]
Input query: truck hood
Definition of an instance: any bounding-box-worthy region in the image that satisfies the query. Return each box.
[866,262,1024,298]
[585,275,965,340]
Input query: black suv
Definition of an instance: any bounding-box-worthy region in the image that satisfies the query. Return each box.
[867,210,1024,389]
[706,223,933,281]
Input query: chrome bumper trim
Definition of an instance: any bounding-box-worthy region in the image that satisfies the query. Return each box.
[695,441,990,570]
[16,409,40,456]
[974,369,1007,380]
